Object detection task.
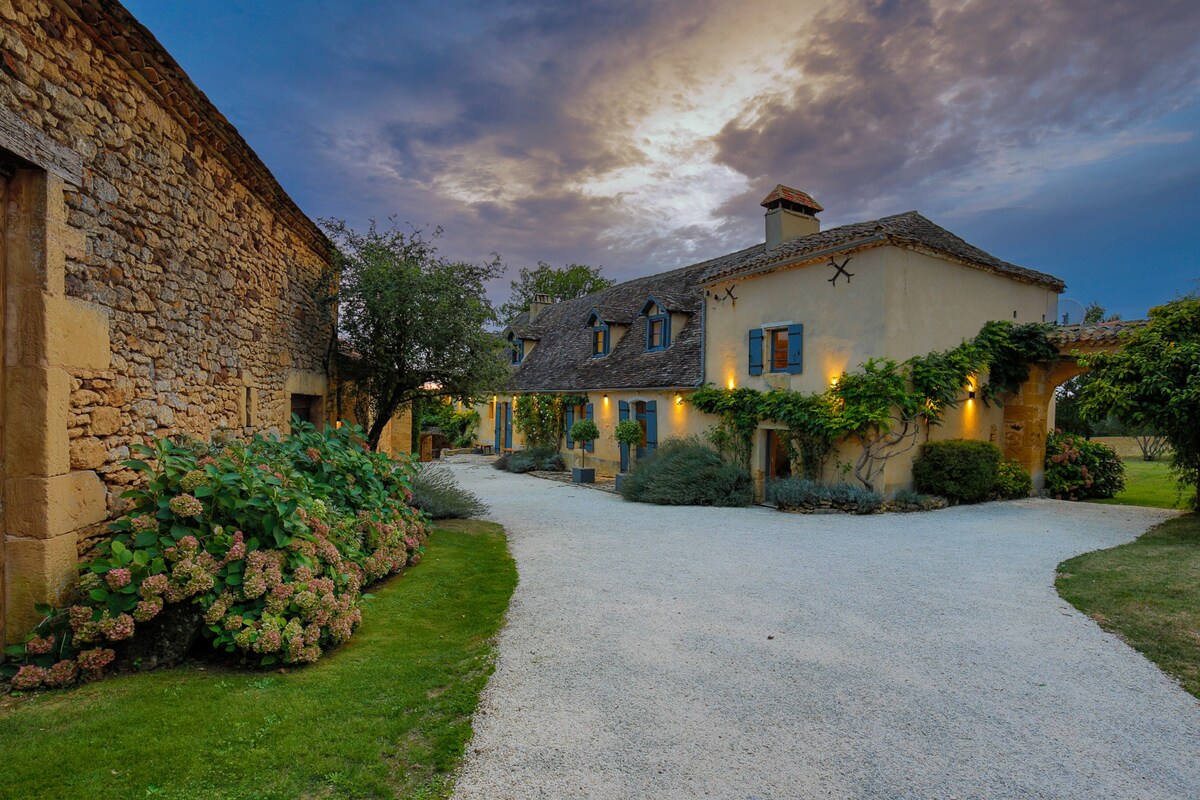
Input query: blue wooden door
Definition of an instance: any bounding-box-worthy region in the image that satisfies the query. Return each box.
[504,403,513,449]
[634,401,657,460]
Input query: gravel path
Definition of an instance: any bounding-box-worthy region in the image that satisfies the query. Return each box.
[449,459,1200,799]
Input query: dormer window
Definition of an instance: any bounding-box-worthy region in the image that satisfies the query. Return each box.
[587,308,623,358]
[592,324,609,357]
[507,333,525,364]
[640,297,671,352]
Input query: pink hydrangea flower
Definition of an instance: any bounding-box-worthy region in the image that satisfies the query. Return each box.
[11,665,48,691]
[105,568,132,590]
[24,634,55,656]
[45,659,79,688]
[168,494,204,517]
[130,515,158,533]
[77,647,116,673]
[134,597,162,622]
[69,605,95,632]
[139,573,169,598]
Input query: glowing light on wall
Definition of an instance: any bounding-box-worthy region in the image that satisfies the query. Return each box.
[727,377,736,390]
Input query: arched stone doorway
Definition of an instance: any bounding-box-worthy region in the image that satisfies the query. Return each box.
[1002,321,1141,491]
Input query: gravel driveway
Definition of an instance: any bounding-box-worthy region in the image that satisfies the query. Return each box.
[448,459,1200,799]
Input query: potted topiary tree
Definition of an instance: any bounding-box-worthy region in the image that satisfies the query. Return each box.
[569,417,600,484]
[613,418,643,492]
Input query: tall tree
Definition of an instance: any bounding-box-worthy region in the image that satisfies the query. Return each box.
[1078,297,1200,506]
[323,219,508,451]
[500,262,614,321]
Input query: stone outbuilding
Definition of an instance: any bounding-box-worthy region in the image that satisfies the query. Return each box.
[1,0,336,641]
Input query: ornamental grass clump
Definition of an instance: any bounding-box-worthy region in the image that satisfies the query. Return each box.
[411,463,489,519]
[2,420,427,691]
[618,437,751,507]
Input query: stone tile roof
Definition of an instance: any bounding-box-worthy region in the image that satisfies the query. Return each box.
[506,246,759,392]
[761,185,824,212]
[699,211,1065,291]
[1048,320,1145,346]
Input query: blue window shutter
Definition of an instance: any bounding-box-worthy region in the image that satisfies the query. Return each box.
[618,401,630,471]
[749,329,764,376]
[495,405,502,449]
[584,403,594,452]
[662,316,671,348]
[645,401,657,450]
[565,406,575,448]
[787,324,804,374]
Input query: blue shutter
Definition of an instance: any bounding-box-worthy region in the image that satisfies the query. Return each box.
[662,316,671,348]
[787,324,804,374]
[584,403,594,452]
[494,404,502,450]
[602,325,610,356]
[505,403,513,449]
[749,329,764,376]
[645,401,657,452]
[565,406,576,448]
[618,401,630,471]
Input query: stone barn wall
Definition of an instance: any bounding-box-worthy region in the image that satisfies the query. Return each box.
[0,0,334,641]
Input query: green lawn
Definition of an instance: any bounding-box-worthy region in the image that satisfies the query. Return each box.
[0,520,516,800]
[1090,458,1186,509]
[1057,514,1200,698]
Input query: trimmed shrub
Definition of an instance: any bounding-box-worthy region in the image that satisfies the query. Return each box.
[768,478,883,513]
[993,457,1033,499]
[2,421,427,690]
[411,464,488,519]
[619,437,751,507]
[889,488,948,512]
[912,439,1001,504]
[1045,431,1126,500]
[495,445,565,474]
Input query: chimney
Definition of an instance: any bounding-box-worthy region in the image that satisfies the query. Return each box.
[761,184,822,249]
[528,292,554,321]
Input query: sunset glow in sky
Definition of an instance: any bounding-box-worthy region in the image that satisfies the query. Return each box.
[126,0,1200,318]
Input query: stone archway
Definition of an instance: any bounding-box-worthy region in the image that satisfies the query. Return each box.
[1002,321,1141,492]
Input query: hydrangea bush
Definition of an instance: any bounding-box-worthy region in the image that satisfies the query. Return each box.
[2,420,426,691]
[1044,430,1126,500]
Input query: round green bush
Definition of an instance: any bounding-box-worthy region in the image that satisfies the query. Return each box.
[912,439,1001,504]
[993,458,1033,499]
[618,437,751,507]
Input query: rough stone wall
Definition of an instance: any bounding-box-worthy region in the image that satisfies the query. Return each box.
[0,0,333,636]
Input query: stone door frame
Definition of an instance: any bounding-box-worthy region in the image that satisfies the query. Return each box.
[1,108,112,643]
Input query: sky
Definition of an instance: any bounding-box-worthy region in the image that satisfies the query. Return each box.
[124,0,1200,320]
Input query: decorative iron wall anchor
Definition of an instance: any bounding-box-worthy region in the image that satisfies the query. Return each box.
[828,256,854,286]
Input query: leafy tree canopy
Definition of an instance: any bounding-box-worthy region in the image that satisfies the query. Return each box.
[500,262,614,321]
[322,219,508,450]
[1078,297,1200,506]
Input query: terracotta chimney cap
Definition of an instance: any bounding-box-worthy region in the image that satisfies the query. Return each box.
[760,185,823,214]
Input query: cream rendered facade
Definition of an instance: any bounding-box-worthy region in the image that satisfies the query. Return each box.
[703,245,1060,495]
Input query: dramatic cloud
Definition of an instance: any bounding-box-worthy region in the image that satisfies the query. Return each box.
[128,0,1200,316]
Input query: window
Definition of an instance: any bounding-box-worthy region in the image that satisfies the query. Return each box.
[750,324,803,375]
[592,324,609,357]
[647,315,670,351]
[508,335,524,364]
[770,329,789,372]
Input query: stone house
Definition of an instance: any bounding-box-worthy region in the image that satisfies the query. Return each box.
[0,0,337,642]
[484,184,1065,496]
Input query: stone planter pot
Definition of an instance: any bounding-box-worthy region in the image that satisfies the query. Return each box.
[572,467,596,484]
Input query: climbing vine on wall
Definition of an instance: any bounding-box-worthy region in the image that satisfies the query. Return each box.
[688,321,1055,491]
[512,394,567,449]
